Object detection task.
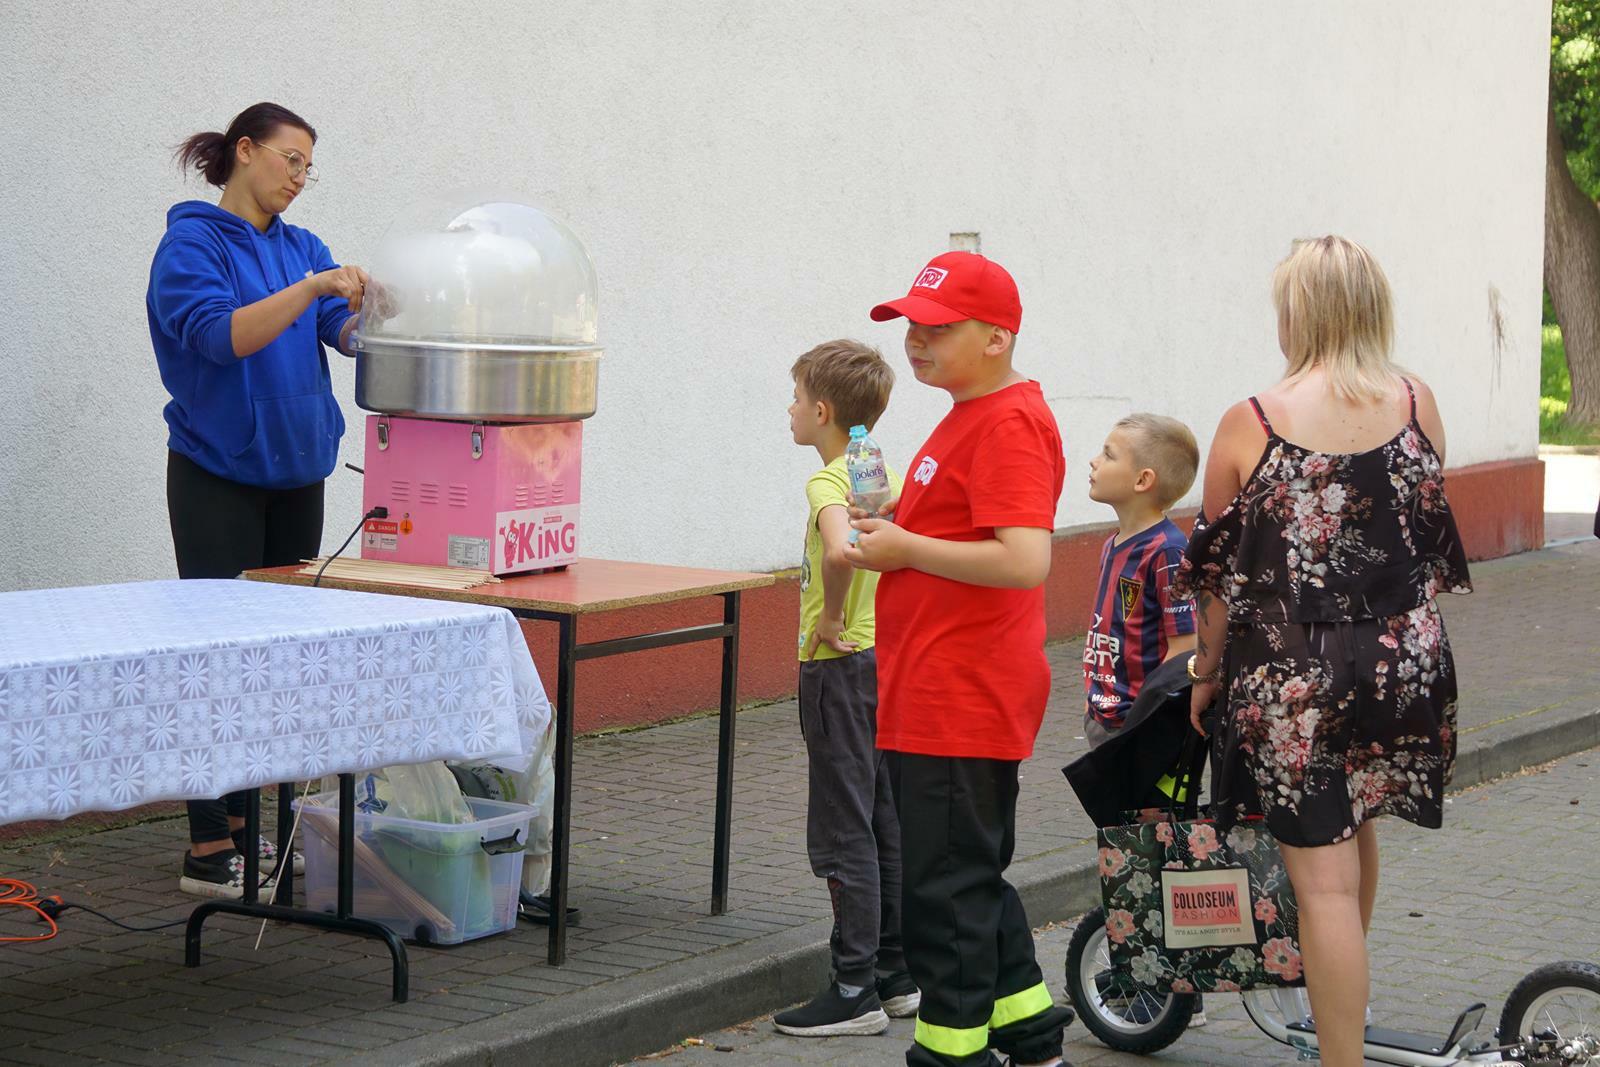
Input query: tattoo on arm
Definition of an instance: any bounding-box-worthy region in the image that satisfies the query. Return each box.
[1193,591,1228,671]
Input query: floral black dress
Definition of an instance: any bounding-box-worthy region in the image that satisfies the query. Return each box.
[1173,383,1472,848]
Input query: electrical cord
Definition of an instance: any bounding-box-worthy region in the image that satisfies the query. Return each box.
[42,898,188,933]
[2,878,191,939]
[313,506,387,587]
[0,879,58,942]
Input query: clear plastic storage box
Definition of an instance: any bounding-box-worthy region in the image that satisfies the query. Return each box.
[292,794,535,945]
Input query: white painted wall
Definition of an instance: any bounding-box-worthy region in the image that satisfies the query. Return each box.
[0,1,1551,591]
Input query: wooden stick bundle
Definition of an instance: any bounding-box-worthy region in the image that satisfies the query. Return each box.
[298,557,500,591]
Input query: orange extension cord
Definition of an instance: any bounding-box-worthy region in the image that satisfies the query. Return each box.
[0,878,58,943]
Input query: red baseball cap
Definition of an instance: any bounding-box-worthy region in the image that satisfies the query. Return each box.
[870,251,1022,334]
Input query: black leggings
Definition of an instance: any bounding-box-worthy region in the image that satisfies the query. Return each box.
[167,450,325,844]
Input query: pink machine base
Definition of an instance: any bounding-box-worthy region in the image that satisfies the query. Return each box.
[359,415,582,576]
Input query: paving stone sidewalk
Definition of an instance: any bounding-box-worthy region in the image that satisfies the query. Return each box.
[630,747,1600,1065]
[0,540,1595,1067]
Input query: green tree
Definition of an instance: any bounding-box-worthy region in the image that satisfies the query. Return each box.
[1547,1,1600,423]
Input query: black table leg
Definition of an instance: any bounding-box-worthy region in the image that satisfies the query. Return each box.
[242,787,260,904]
[712,592,741,915]
[337,773,356,917]
[184,774,409,1002]
[515,594,745,960]
[547,614,578,965]
[275,781,295,900]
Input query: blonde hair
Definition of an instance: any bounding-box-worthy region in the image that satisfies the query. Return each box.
[1272,235,1401,402]
[791,340,895,430]
[1114,413,1199,510]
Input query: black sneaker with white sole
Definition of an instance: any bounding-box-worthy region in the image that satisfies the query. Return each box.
[178,848,276,900]
[231,830,305,876]
[773,983,890,1037]
[876,971,922,1018]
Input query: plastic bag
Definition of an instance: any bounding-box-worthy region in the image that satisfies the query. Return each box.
[314,761,474,824]
[447,719,555,895]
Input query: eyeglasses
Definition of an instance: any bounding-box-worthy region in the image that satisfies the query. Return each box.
[252,141,319,184]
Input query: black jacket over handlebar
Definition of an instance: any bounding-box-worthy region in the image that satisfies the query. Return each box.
[1062,653,1205,829]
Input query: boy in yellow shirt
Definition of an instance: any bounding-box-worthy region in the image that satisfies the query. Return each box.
[775,339,918,1038]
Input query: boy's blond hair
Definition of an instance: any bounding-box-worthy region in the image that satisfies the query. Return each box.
[1272,235,1403,403]
[791,340,895,431]
[1114,413,1199,510]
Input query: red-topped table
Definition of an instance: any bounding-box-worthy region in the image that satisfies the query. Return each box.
[246,558,774,964]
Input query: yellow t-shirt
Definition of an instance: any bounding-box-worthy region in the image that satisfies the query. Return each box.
[798,456,903,661]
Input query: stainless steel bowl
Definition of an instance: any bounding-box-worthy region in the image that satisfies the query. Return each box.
[354,339,601,423]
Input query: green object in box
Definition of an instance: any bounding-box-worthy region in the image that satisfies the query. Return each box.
[369,824,497,938]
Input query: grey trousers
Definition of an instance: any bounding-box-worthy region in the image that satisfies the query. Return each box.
[798,648,906,987]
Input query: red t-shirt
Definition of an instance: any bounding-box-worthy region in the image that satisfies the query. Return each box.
[875,380,1066,760]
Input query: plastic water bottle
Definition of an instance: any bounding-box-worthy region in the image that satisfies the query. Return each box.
[846,425,892,545]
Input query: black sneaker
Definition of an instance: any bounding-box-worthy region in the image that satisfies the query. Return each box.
[876,971,922,1018]
[231,830,305,876]
[178,848,275,900]
[773,983,890,1037]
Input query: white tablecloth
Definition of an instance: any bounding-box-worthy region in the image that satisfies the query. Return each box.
[0,580,550,825]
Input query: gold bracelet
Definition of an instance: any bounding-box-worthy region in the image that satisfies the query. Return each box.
[1186,654,1221,684]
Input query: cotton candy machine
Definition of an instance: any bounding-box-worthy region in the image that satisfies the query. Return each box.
[351,195,601,575]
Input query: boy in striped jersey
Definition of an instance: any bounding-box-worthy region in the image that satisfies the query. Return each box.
[1083,414,1200,748]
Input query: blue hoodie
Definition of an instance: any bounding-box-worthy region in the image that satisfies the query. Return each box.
[147,201,352,489]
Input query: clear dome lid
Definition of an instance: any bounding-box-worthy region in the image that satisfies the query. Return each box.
[354,193,599,352]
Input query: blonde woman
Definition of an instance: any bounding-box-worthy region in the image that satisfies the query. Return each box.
[1175,236,1472,1067]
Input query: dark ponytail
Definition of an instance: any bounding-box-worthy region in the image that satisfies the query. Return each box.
[174,102,318,187]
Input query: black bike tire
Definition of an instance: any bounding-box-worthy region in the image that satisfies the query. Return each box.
[1497,959,1600,1047]
[1063,906,1195,1055]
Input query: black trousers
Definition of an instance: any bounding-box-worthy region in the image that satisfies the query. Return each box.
[889,752,1070,1067]
[799,650,905,987]
[167,450,324,844]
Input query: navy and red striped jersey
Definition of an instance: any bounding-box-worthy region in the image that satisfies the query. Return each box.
[1083,517,1196,730]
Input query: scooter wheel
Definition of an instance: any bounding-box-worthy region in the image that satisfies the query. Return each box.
[1498,960,1600,1060]
[1063,906,1195,1054]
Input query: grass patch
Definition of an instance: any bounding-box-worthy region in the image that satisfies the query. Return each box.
[1541,324,1600,446]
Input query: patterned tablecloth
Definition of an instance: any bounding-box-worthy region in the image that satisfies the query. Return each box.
[0,579,550,825]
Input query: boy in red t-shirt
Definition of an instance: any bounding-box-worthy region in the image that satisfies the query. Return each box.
[845,252,1073,1067]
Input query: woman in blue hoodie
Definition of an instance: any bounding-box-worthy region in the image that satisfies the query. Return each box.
[147,101,366,899]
